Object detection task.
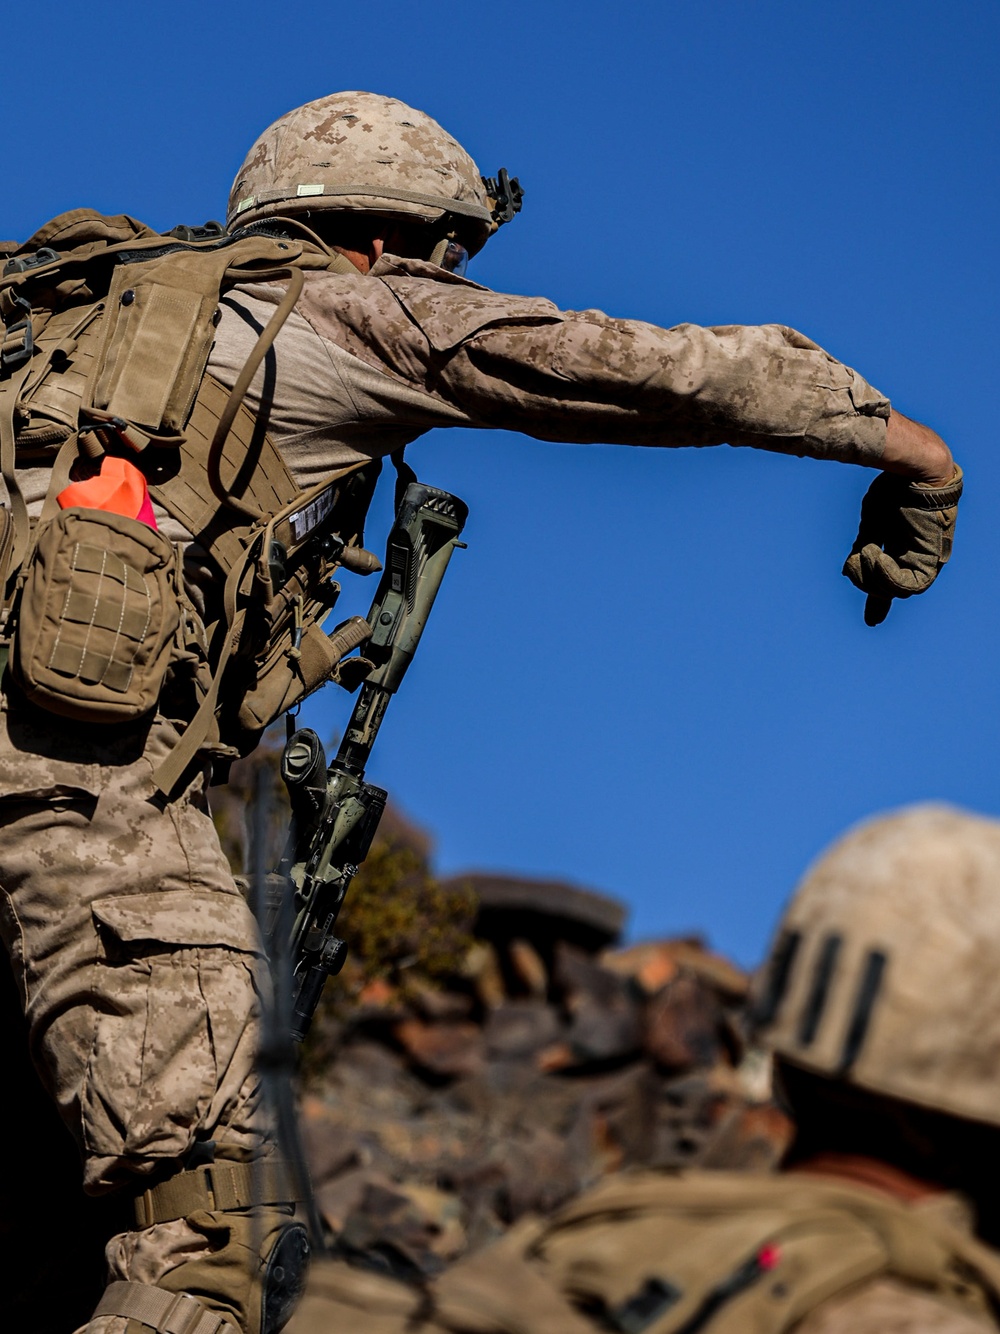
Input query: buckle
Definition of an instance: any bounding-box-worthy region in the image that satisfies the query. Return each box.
[2,245,61,277]
[1,295,33,371]
[161,1291,225,1334]
[165,220,227,243]
[79,414,152,453]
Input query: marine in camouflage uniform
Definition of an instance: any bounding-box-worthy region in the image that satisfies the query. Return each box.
[0,93,963,1333]
[289,806,1000,1334]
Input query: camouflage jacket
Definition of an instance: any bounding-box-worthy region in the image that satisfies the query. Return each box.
[201,253,890,495]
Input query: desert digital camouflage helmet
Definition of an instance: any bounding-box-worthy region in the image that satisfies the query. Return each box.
[227,91,522,258]
[753,804,1000,1129]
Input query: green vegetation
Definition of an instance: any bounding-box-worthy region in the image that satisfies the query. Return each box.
[335,835,476,996]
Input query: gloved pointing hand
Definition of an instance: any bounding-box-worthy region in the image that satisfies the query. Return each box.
[843,465,963,626]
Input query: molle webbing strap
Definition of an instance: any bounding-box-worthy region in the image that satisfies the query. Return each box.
[94,1282,235,1334]
[149,372,300,577]
[150,454,372,796]
[133,1156,301,1229]
[0,358,37,579]
[12,301,105,454]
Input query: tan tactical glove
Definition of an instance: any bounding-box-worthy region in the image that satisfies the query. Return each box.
[843,465,963,625]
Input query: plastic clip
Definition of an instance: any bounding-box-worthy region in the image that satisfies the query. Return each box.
[2,246,61,277]
[166,220,227,244]
[1,294,33,371]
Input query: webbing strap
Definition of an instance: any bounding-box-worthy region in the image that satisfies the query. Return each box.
[94,1282,234,1334]
[134,1156,300,1229]
[0,358,36,581]
[38,432,83,526]
[207,266,304,521]
[151,542,258,795]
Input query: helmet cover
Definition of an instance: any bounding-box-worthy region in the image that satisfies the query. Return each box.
[753,804,1000,1128]
[228,91,495,251]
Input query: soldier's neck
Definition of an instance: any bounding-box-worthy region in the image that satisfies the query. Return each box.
[333,237,385,274]
[789,1152,942,1203]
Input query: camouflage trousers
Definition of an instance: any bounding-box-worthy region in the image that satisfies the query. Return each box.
[0,685,268,1330]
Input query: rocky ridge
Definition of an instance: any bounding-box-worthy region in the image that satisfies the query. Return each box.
[298,863,791,1281]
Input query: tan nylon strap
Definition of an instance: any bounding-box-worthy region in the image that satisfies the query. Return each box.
[207,266,304,522]
[94,1282,233,1334]
[0,358,37,581]
[133,1156,300,1228]
[151,544,257,795]
[38,433,84,526]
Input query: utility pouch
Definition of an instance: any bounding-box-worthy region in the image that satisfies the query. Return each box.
[13,507,180,722]
[236,614,372,737]
[89,265,214,439]
[86,236,305,444]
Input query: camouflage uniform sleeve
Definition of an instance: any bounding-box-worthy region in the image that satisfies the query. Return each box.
[795,1277,998,1333]
[342,261,889,467]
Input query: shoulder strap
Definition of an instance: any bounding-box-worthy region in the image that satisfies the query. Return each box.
[205,267,304,520]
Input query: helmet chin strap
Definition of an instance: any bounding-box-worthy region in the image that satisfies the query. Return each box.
[428,236,451,267]
[428,234,469,275]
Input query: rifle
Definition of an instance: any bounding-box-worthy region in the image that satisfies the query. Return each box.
[268,480,468,1042]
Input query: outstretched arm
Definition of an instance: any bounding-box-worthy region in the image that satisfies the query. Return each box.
[298,265,963,622]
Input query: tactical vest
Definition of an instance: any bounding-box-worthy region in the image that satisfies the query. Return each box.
[295,1172,1000,1334]
[0,209,383,791]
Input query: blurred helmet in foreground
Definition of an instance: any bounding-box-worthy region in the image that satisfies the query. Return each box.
[753,804,1000,1128]
[227,90,521,256]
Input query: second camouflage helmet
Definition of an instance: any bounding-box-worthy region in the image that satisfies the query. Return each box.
[227,91,516,253]
[753,804,1000,1128]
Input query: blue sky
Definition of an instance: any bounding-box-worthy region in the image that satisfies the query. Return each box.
[9,2,998,963]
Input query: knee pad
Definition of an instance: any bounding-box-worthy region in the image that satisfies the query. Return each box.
[168,1205,310,1334]
[261,1215,311,1334]
[94,1160,310,1334]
